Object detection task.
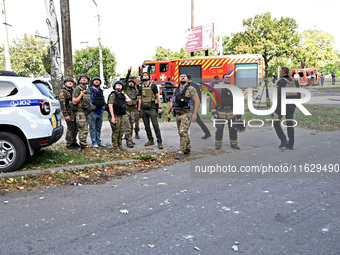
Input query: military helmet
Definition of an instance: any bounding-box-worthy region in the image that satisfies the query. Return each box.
[128,79,136,86]
[78,73,90,84]
[64,77,74,84]
[91,76,101,85]
[113,80,124,90]
[141,72,151,81]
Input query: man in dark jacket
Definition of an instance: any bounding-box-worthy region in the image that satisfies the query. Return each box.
[187,74,211,139]
[273,67,300,150]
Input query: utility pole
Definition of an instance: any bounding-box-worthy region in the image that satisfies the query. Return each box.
[191,0,194,57]
[60,0,73,78]
[1,0,12,71]
[93,0,104,86]
[45,0,63,94]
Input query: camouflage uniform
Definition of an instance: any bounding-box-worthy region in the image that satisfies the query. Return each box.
[172,84,197,154]
[108,91,126,150]
[123,77,139,147]
[140,83,162,144]
[59,87,78,147]
[72,85,89,149]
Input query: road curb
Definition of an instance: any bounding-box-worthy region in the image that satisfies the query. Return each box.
[0,159,139,180]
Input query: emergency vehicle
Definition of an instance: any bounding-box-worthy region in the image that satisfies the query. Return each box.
[139,54,263,102]
[0,76,63,172]
[290,68,320,86]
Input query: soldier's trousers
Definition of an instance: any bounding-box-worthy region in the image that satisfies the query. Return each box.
[175,110,192,153]
[141,108,162,143]
[76,111,89,148]
[134,108,140,134]
[65,114,78,146]
[109,115,124,148]
[215,118,237,145]
[123,109,135,145]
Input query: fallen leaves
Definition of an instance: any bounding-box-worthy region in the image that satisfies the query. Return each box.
[0,151,180,195]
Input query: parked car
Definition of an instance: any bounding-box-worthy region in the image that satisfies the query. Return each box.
[0,76,64,172]
[0,70,20,77]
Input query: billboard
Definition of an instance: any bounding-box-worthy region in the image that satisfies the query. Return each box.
[185,23,215,53]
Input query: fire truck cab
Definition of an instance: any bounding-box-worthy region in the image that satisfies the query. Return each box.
[140,54,263,102]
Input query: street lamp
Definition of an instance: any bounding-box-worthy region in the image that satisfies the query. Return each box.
[92,0,104,86]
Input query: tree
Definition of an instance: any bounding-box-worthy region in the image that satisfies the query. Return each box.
[9,33,49,77]
[153,46,189,61]
[73,46,116,84]
[230,12,299,79]
[41,46,51,75]
[0,46,5,69]
[294,29,338,69]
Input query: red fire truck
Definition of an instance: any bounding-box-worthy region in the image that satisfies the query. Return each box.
[139,54,263,102]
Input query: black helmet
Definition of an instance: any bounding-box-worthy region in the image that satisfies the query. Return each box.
[64,77,74,84]
[141,72,151,81]
[128,79,136,86]
[233,118,246,133]
[91,76,101,85]
[113,80,124,90]
[78,73,90,84]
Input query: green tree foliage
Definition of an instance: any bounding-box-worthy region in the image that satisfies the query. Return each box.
[9,33,49,76]
[73,46,116,84]
[231,12,299,78]
[294,29,338,69]
[153,46,189,60]
[0,46,5,69]
[41,46,51,75]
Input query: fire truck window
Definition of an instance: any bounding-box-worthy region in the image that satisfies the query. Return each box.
[299,72,303,77]
[149,64,156,74]
[160,64,168,72]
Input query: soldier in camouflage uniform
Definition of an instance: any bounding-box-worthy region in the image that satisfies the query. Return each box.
[166,74,200,159]
[138,72,163,149]
[108,81,131,152]
[59,77,79,149]
[123,78,139,148]
[134,76,141,139]
[72,74,92,150]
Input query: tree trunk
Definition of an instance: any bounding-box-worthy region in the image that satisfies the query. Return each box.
[44,0,63,95]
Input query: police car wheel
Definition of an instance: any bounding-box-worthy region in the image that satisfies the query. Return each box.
[0,132,27,173]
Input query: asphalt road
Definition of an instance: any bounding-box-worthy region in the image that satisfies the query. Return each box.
[1,123,339,254]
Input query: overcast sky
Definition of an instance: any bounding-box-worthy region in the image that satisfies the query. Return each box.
[1,0,339,75]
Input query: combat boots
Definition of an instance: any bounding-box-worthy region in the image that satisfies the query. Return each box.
[135,132,140,139]
[145,140,154,146]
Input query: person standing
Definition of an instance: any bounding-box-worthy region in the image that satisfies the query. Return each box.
[108,81,131,152]
[88,77,106,148]
[134,76,142,139]
[124,78,139,148]
[187,74,211,139]
[59,77,79,149]
[138,72,163,149]
[273,67,300,150]
[332,71,336,85]
[211,74,241,150]
[320,71,325,87]
[72,74,93,150]
[166,74,199,159]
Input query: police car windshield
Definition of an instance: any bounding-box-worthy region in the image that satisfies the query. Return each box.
[33,81,56,99]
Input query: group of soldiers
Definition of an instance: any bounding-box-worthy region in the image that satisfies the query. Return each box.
[58,70,164,153]
[59,66,298,159]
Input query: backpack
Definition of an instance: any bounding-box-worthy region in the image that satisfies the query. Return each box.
[283,78,299,97]
[89,88,106,108]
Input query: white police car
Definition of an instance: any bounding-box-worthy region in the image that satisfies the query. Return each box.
[0,76,64,172]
